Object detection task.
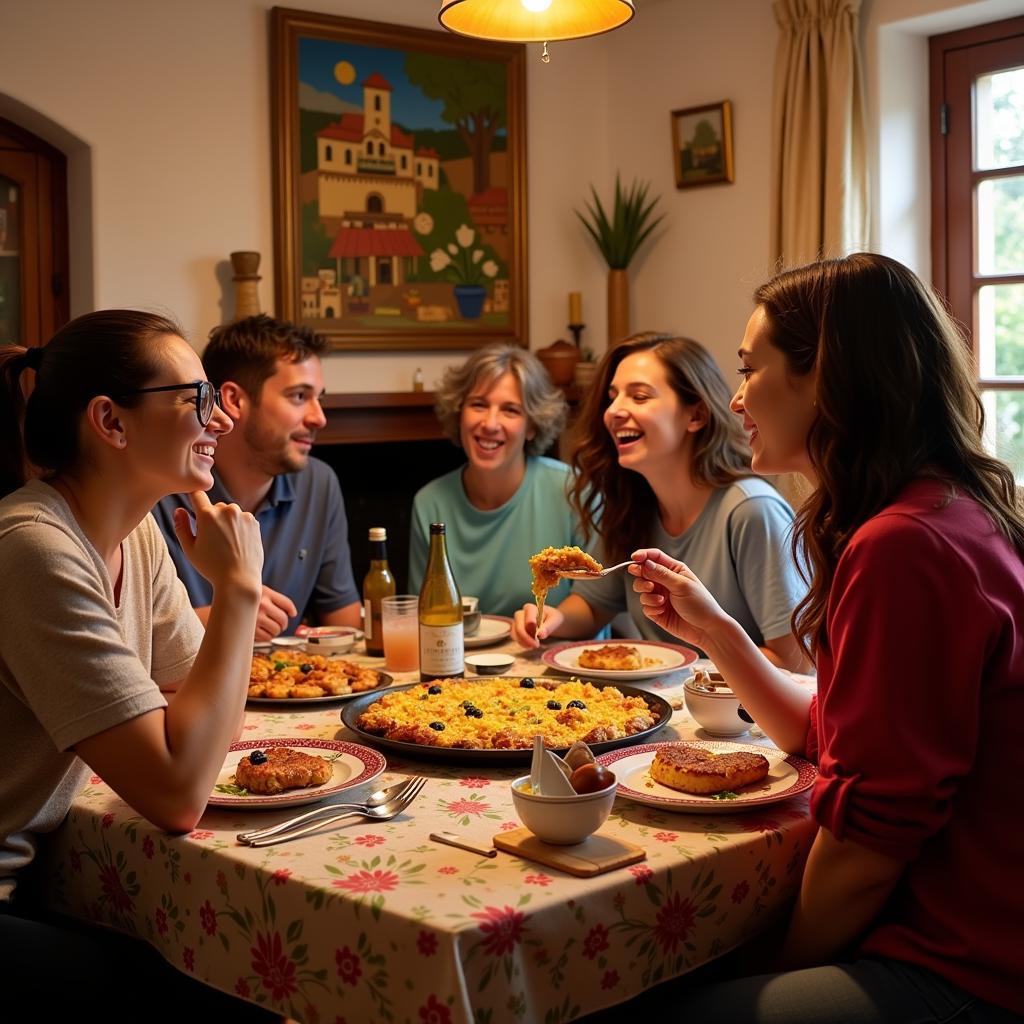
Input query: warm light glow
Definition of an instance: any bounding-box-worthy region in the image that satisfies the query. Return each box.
[439,0,635,43]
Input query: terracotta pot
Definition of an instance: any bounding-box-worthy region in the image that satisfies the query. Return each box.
[607,268,630,347]
[536,339,580,386]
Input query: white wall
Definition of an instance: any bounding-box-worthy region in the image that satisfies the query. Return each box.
[1,0,1016,391]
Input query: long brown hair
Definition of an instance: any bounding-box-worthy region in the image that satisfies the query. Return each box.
[756,252,1024,656]
[0,310,179,499]
[570,333,751,562]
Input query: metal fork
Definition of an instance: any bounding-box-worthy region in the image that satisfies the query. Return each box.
[236,777,423,845]
[556,559,632,580]
[241,777,427,848]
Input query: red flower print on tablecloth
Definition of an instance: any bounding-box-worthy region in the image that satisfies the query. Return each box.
[297,722,316,730]
[183,946,195,972]
[732,880,750,904]
[251,930,298,1002]
[459,777,489,789]
[653,892,698,954]
[418,930,439,956]
[442,798,491,816]
[183,872,191,884]
[471,905,526,957]
[271,868,292,885]
[601,969,620,990]
[524,873,551,886]
[498,820,519,831]
[613,892,625,910]
[189,829,214,841]
[236,977,251,998]
[630,864,653,885]
[69,848,81,873]
[437,865,459,875]
[582,923,609,960]
[303,1004,320,1024]
[101,812,114,829]
[216,870,228,893]
[90,774,103,785]
[199,899,217,936]
[419,994,452,1024]
[98,863,134,914]
[142,835,155,860]
[653,831,678,843]
[354,834,385,848]
[332,869,400,894]
[335,945,362,986]
[155,907,169,936]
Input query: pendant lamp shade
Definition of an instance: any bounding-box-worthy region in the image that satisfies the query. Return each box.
[438,0,635,43]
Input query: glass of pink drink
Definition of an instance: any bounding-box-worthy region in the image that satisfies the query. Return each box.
[382,595,420,673]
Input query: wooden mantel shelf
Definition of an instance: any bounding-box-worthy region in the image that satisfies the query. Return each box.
[318,391,445,445]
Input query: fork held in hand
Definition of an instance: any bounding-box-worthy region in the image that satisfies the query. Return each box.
[241,777,427,848]
[556,559,633,580]
[236,777,424,845]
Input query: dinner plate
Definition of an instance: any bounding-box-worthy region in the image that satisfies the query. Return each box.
[463,615,513,649]
[340,678,672,763]
[597,740,816,814]
[209,738,386,810]
[542,640,697,680]
[247,671,395,706]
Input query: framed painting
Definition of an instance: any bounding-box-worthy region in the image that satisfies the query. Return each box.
[671,100,734,189]
[271,7,528,351]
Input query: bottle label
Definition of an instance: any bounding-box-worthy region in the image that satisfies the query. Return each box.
[419,624,464,676]
[364,599,373,640]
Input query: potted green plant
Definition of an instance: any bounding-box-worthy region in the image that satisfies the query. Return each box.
[576,176,664,346]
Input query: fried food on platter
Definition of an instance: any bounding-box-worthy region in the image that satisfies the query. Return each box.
[650,743,769,795]
[248,651,382,699]
[528,546,603,622]
[234,747,332,795]
[356,676,655,750]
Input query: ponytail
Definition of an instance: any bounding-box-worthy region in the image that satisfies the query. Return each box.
[0,347,40,498]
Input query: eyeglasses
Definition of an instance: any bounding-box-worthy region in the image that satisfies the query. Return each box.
[118,381,222,427]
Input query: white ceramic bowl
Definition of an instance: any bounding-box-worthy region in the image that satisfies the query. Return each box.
[465,652,515,676]
[304,627,363,654]
[510,775,616,845]
[270,636,308,652]
[462,597,482,636]
[684,672,752,736]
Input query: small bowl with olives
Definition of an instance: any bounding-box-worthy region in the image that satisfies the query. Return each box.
[510,761,617,845]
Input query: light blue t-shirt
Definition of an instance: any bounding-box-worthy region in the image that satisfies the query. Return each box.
[581,478,806,650]
[409,456,584,617]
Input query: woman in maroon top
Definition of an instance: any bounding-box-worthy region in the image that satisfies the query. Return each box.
[630,253,1024,1021]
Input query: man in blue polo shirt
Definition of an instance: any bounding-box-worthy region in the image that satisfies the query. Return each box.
[153,315,361,640]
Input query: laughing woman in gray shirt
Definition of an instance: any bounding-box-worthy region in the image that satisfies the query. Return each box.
[0,312,271,1018]
[513,333,809,671]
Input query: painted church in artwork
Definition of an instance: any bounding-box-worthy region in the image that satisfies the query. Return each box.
[305,72,439,312]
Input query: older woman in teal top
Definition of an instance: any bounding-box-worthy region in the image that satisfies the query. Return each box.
[409,344,582,617]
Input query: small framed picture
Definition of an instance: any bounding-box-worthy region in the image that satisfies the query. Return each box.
[671,100,734,189]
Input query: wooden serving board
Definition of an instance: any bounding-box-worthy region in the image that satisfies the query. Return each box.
[492,827,646,877]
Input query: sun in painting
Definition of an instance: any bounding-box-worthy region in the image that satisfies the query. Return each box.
[334,60,356,86]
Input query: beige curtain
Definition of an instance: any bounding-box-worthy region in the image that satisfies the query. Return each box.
[771,0,869,265]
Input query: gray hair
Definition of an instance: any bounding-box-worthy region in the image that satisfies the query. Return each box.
[435,344,567,455]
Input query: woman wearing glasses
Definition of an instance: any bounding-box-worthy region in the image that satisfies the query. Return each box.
[0,311,270,1018]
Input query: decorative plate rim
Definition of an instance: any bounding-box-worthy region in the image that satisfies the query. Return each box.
[596,739,816,812]
[209,737,386,808]
[542,639,697,679]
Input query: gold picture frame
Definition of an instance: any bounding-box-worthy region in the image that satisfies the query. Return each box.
[671,100,734,189]
[271,8,528,351]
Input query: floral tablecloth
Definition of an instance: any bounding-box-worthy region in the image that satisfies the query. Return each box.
[42,645,816,1024]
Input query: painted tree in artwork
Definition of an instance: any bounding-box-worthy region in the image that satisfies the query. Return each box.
[405,55,505,195]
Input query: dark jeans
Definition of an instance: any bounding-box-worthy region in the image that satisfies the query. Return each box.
[672,958,1023,1024]
[0,897,277,1022]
